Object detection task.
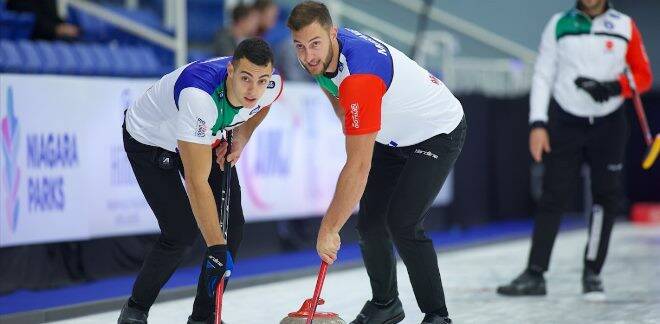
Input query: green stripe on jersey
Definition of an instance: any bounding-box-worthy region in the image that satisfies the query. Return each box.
[210,83,240,135]
[315,75,339,97]
[556,10,592,39]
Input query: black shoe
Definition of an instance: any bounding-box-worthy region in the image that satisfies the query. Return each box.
[187,315,226,324]
[496,270,546,296]
[350,298,405,324]
[582,269,605,301]
[117,302,148,324]
[421,314,452,324]
[187,316,204,324]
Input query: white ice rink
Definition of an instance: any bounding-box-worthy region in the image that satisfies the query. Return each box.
[54,223,659,324]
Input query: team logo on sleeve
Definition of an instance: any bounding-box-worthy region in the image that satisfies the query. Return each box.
[267,81,276,89]
[195,118,207,137]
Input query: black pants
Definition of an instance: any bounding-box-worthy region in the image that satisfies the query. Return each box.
[122,124,244,319]
[528,100,628,274]
[357,117,466,316]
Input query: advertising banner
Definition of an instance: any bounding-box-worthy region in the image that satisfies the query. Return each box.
[0,74,453,247]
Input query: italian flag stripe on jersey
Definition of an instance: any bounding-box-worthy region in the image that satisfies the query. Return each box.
[210,83,240,135]
[315,75,339,97]
[556,10,592,40]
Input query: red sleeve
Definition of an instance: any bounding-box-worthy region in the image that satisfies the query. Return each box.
[618,20,653,97]
[338,74,386,136]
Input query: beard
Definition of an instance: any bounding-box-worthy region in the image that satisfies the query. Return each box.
[303,38,334,76]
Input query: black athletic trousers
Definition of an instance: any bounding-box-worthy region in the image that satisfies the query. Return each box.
[528,100,628,275]
[122,122,245,319]
[357,116,466,316]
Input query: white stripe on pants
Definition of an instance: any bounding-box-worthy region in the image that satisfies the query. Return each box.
[586,204,604,261]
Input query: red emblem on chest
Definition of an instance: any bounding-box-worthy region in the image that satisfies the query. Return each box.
[605,40,614,51]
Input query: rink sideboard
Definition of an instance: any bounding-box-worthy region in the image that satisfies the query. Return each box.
[0,73,456,247]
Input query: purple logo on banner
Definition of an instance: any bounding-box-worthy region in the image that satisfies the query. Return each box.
[1,87,20,232]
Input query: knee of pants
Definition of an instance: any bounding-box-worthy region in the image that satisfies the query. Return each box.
[229,212,245,229]
[591,191,624,215]
[227,207,245,248]
[390,223,428,243]
[227,222,244,258]
[356,224,390,243]
[538,190,572,214]
[158,229,197,251]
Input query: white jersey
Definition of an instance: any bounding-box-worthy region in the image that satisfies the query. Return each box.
[125,56,283,152]
[530,6,652,123]
[316,28,464,147]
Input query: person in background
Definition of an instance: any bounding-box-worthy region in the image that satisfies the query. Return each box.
[6,0,80,41]
[256,1,312,81]
[497,0,652,300]
[254,0,280,37]
[213,3,259,57]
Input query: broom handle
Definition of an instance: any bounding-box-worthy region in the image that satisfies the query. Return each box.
[221,131,233,238]
[214,277,225,324]
[215,131,233,324]
[625,69,653,146]
[306,262,329,324]
[632,88,653,146]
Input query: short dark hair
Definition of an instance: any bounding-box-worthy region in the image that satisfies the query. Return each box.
[253,0,276,12]
[232,37,274,67]
[232,3,255,23]
[286,1,332,31]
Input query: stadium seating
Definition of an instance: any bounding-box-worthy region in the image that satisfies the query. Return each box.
[51,41,80,75]
[16,39,42,73]
[0,9,34,40]
[1,3,169,77]
[0,38,166,77]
